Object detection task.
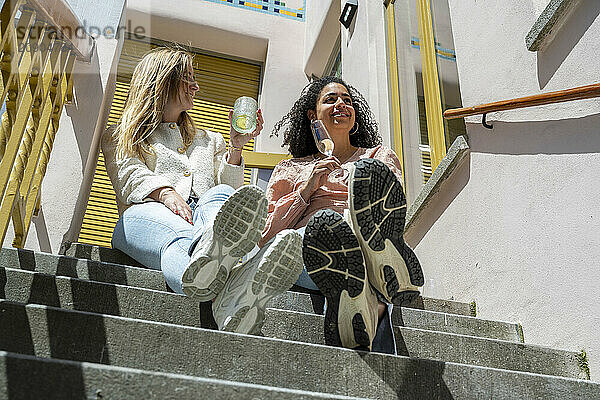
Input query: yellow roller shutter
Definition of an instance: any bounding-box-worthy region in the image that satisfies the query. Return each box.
[78,36,262,248]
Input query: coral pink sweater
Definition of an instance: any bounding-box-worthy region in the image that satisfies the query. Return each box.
[260,145,404,247]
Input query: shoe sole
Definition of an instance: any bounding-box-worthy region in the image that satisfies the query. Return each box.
[182,185,267,301]
[221,231,304,335]
[349,159,424,305]
[303,209,377,350]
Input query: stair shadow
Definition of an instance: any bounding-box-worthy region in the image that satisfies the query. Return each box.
[0,300,85,400]
[27,274,61,307]
[350,307,454,398]
[16,249,36,272]
[359,345,455,399]
[64,256,117,363]
[199,301,218,329]
[67,243,143,268]
[55,254,83,280]
[290,284,326,315]
[45,306,111,364]
[1,257,119,398]
[4,355,86,399]
[0,302,35,356]
[0,267,5,298]
[84,258,129,286]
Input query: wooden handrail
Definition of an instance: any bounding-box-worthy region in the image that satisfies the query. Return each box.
[28,0,94,61]
[444,82,600,120]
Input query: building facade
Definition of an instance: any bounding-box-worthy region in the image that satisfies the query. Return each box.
[3,0,599,379]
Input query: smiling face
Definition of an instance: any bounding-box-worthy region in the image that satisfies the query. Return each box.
[309,82,356,135]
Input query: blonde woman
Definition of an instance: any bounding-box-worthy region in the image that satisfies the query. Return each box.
[102,47,303,334]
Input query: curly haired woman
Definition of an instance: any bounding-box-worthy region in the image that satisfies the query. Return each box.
[260,76,424,353]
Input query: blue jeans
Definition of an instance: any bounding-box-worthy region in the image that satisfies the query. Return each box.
[112,184,235,294]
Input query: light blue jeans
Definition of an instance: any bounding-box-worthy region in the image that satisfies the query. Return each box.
[112,184,395,354]
[112,184,235,294]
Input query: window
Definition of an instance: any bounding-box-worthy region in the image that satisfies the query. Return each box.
[387,0,466,199]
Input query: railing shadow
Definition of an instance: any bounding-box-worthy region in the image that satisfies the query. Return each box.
[357,347,455,399]
[4,353,87,398]
[0,302,35,356]
[467,114,600,155]
[0,252,116,398]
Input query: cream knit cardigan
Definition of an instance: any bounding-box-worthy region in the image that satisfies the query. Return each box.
[102,122,245,215]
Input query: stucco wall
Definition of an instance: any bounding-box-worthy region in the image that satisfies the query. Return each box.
[126,0,307,154]
[303,0,339,77]
[449,0,600,123]
[341,0,392,147]
[407,0,600,379]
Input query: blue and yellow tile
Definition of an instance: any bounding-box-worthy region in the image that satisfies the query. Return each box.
[202,0,305,21]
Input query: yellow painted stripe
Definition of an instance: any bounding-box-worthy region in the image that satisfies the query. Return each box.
[243,151,290,169]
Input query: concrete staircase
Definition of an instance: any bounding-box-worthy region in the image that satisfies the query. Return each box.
[1,244,598,399]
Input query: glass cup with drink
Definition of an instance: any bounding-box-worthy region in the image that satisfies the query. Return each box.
[310,120,334,156]
[232,96,258,135]
[310,120,348,180]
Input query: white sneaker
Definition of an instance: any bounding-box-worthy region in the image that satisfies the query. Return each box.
[212,230,303,335]
[181,185,267,301]
[303,209,379,351]
[348,159,423,305]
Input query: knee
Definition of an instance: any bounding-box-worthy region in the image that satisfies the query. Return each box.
[111,218,125,248]
[213,184,235,195]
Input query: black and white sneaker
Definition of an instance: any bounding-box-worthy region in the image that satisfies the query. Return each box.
[303,209,378,351]
[182,185,267,301]
[349,158,423,305]
[212,230,304,335]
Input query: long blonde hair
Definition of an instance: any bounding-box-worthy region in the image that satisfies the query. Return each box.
[114,47,196,159]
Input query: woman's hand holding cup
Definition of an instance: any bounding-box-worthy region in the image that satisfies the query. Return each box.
[229,108,264,149]
[227,107,263,165]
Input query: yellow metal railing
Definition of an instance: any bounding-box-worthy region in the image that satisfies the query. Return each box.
[384,1,407,196]
[416,0,446,170]
[0,0,92,248]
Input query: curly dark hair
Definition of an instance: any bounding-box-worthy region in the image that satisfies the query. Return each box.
[271,76,382,158]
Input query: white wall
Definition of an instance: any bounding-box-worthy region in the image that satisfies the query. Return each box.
[126,0,307,154]
[407,0,600,379]
[449,0,600,124]
[303,0,339,77]
[341,0,392,147]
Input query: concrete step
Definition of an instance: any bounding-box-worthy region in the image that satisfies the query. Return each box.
[1,301,598,399]
[262,309,584,379]
[0,267,208,328]
[0,266,515,342]
[5,246,474,316]
[266,291,520,341]
[0,265,584,380]
[0,351,363,400]
[64,242,143,267]
[0,247,167,291]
